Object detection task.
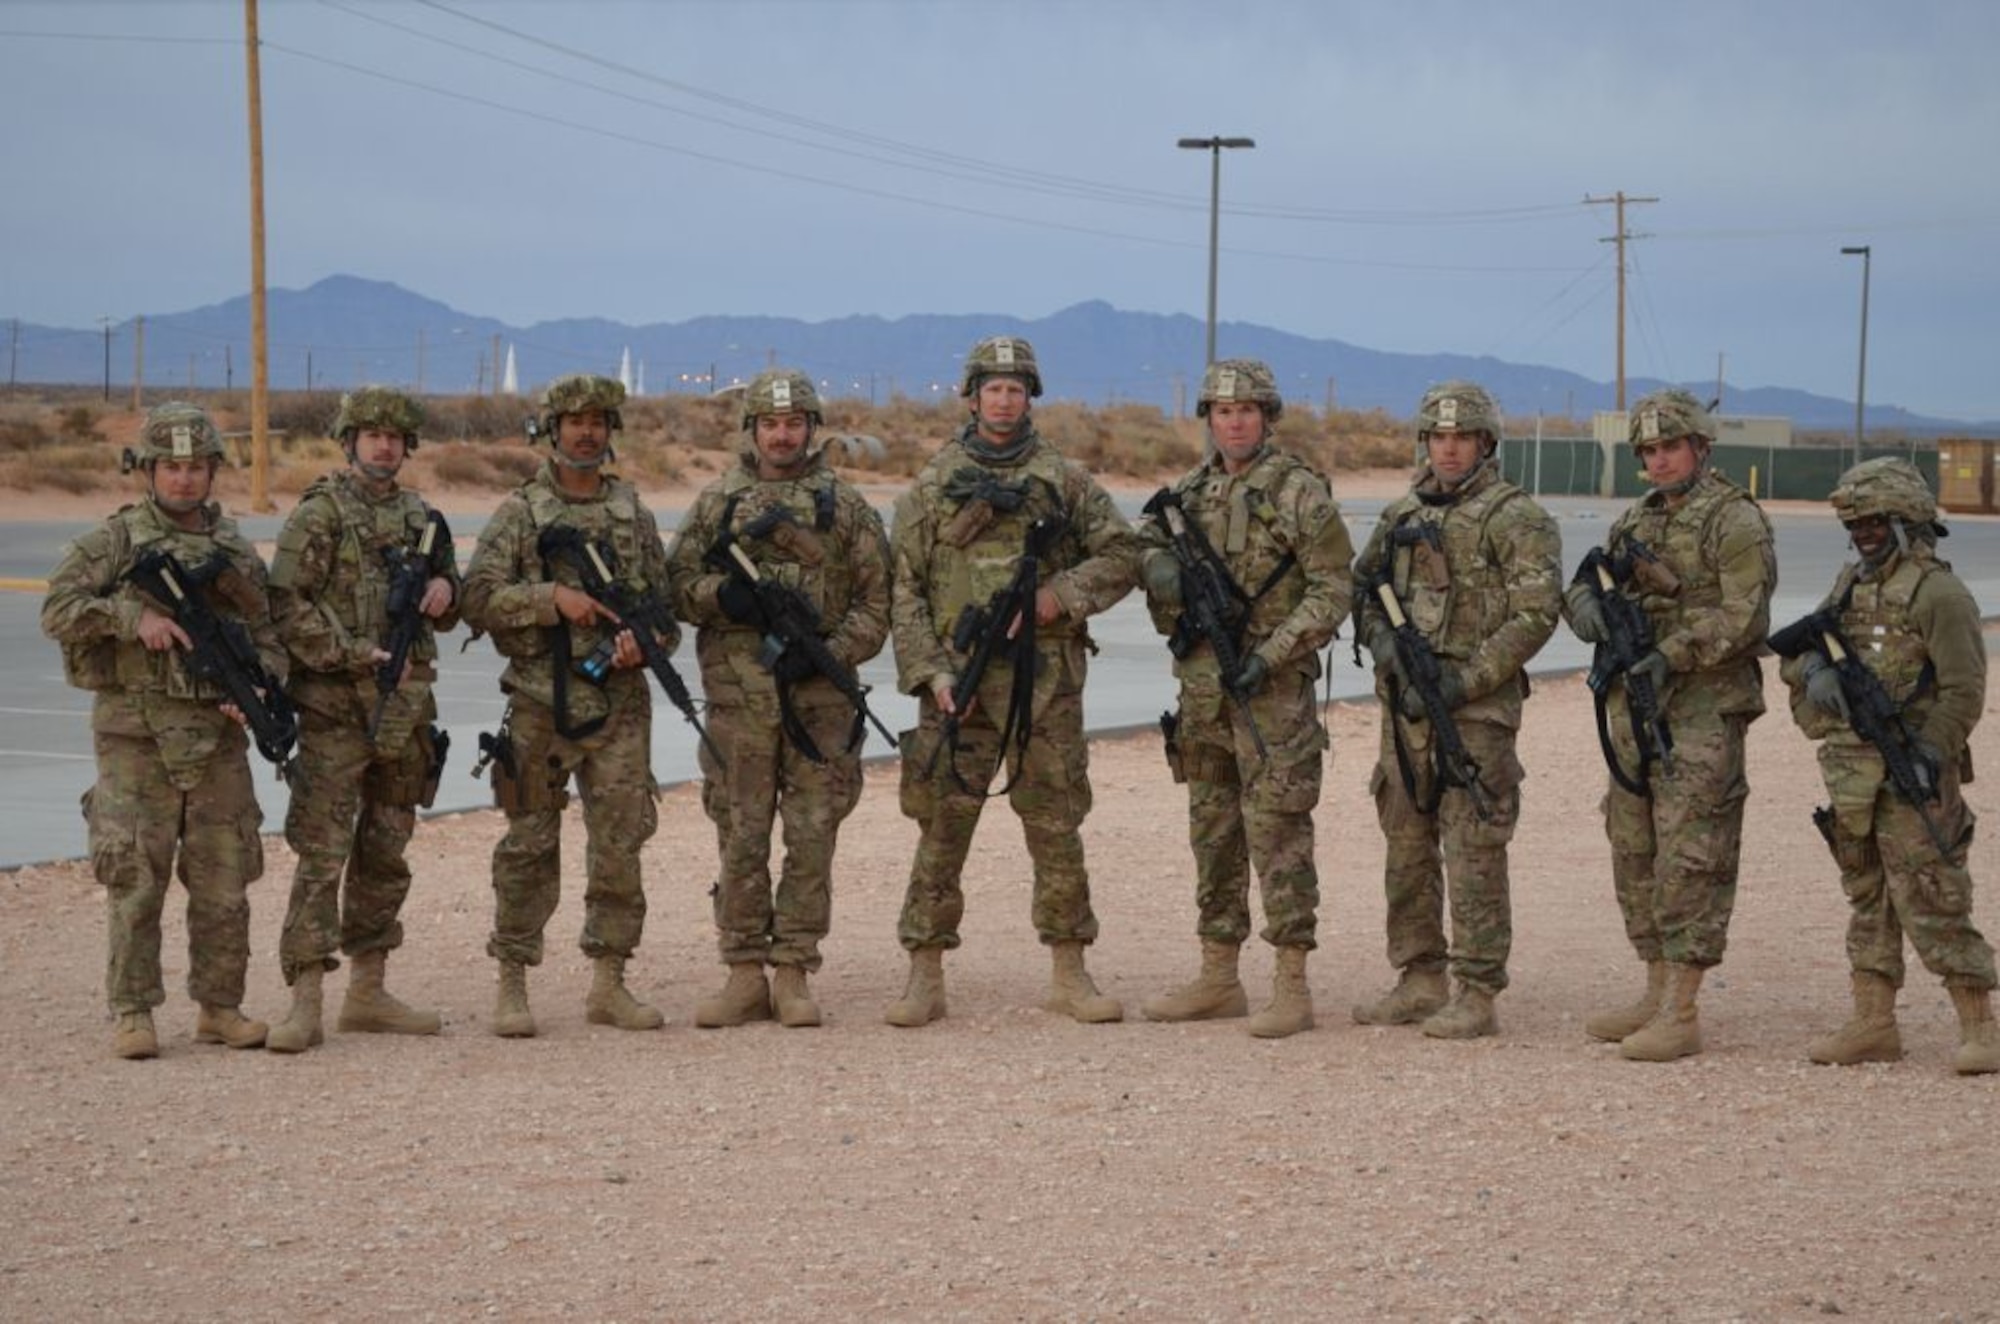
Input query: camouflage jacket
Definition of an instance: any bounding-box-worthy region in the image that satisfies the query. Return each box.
[41,495,285,781]
[1138,442,1354,689]
[460,461,677,725]
[665,452,891,709]
[268,470,462,723]
[890,424,1139,697]
[1780,546,1985,759]
[1596,468,1776,719]
[1352,463,1561,728]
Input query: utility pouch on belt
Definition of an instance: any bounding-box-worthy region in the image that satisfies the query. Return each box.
[1160,709,1187,785]
[419,724,450,809]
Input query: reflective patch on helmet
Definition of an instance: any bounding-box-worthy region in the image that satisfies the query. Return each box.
[1215,367,1240,399]
[1436,397,1461,430]
[171,425,194,458]
[994,339,1018,368]
[771,378,794,410]
[1638,408,1662,442]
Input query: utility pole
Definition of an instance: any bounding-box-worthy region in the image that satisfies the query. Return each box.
[1583,191,1657,412]
[98,317,112,402]
[244,0,274,511]
[1715,351,1725,412]
[131,315,145,411]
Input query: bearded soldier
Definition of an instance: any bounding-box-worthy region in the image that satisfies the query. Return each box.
[665,368,890,1028]
[1135,359,1353,1038]
[1563,388,1776,1062]
[1351,382,1560,1039]
[263,386,460,1053]
[885,335,1140,1026]
[461,374,676,1037]
[42,402,281,1059]
[1778,458,1998,1075]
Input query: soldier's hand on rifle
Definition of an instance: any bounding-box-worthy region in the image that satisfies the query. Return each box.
[1227,654,1269,699]
[716,577,766,627]
[136,605,192,653]
[1563,583,1609,645]
[1363,619,1405,683]
[931,674,969,718]
[368,645,413,688]
[1628,648,1671,695]
[1140,553,1182,607]
[1034,586,1063,627]
[772,645,817,684]
[1801,656,1851,721]
[1398,664,1466,721]
[553,584,620,630]
[420,576,454,618]
[1911,735,1944,799]
[610,629,644,671]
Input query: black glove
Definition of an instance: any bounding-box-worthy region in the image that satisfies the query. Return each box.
[1228,655,1269,699]
[1564,583,1609,645]
[1911,735,1944,799]
[716,578,766,628]
[771,644,818,684]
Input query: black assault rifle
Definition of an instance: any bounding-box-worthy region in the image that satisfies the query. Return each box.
[1769,604,1956,859]
[1573,540,1674,795]
[535,525,724,767]
[1141,487,1269,761]
[125,547,304,786]
[1361,570,1492,819]
[368,509,452,742]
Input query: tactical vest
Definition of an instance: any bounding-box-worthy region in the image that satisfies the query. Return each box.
[1169,447,1315,642]
[1377,468,1526,659]
[710,462,856,622]
[1611,471,1766,656]
[919,437,1084,640]
[289,473,441,669]
[485,472,653,665]
[1829,552,1941,720]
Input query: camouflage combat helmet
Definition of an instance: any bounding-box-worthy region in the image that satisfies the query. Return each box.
[1197,358,1284,421]
[134,401,226,465]
[1628,388,1715,449]
[332,384,424,450]
[1831,456,1938,527]
[1417,380,1502,448]
[741,368,823,430]
[959,335,1043,399]
[537,373,626,439]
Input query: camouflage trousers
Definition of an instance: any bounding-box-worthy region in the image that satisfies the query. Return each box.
[278,705,427,984]
[1817,744,1996,990]
[1174,671,1326,950]
[895,655,1099,950]
[84,729,264,1014]
[698,696,864,971]
[486,694,659,966]
[1370,713,1524,993]
[1603,705,1750,967]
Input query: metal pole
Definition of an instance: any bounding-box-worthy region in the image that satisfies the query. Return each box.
[99,318,112,402]
[1178,137,1254,366]
[1841,245,1871,469]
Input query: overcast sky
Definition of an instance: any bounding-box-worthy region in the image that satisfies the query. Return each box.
[7,0,1999,420]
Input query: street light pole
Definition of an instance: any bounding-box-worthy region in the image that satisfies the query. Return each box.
[98,317,112,403]
[1177,136,1255,366]
[1840,245,1871,470]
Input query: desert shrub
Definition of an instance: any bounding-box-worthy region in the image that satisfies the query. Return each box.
[264,391,341,444]
[57,406,102,443]
[0,415,52,453]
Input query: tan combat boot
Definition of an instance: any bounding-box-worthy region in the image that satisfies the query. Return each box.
[113,1010,158,1060]
[771,965,822,1028]
[1807,971,1901,1065]
[1422,984,1498,1040]
[339,950,440,1036]
[195,1003,268,1049]
[884,948,946,1028]
[1141,939,1249,1022]
[1248,946,1314,1039]
[1045,941,1123,1023]
[1585,959,1668,1042]
[586,955,665,1030]
[694,962,772,1029]
[1620,962,1704,1062]
[267,966,325,1054]
[1948,985,2000,1076]
[1351,966,1448,1026]
[492,961,537,1038]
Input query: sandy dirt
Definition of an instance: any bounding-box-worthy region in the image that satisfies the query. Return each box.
[3,473,1997,1321]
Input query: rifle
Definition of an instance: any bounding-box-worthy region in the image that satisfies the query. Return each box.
[925,514,1065,797]
[124,546,304,786]
[718,541,895,759]
[1362,571,1491,819]
[368,509,452,742]
[1770,604,1956,859]
[535,525,724,768]
[1574,540,1674,795]
[1141,488,1268,761]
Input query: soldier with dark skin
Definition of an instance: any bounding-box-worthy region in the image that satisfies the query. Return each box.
[41,402,280,1059]
[263,386,461,1053]
[1351,382,1561,1039]
[1781,458,1998,1075]
[1135,359,1353,1038]
[461,374,675,1037]
[1563,388,1776,1062]
[665,368,891,1028]
[885,335,1141,1026]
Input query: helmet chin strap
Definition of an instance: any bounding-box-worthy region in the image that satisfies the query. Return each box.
[554,449,609,471]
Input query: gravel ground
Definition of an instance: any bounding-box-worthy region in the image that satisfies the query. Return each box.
[3,660,1998,1322]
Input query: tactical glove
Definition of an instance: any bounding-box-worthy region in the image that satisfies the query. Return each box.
[1564,583,1610,645]
[1397,664,1465,722]
[1801,655,1851,722]
[716,578,766,628]
[1911,735,1944,799]
[1627,648,1671,696]
[771,645,818,684]
[1140,553,1183,608]
[1228,654,1269,699]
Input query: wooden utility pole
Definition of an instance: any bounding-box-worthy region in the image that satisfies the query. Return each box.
[1583,191,1656,412]
[244,0,274,511]
[130,316,145,411]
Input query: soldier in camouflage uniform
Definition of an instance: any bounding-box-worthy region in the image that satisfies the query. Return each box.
[263,386,461,1053]
[1351,382,1561,1040]
[461,374,676,1037]
[885,335,1141,1026]
[1563,388,1776,1062]
[665,368,891,1029]
[1135,359,1353,1039]
[41,402,279,1059]
[1782,458,1998,1075]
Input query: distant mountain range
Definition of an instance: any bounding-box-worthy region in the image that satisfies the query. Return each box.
[10,274,1991,434]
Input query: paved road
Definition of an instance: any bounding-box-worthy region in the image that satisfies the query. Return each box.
[4,494,1995,868]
